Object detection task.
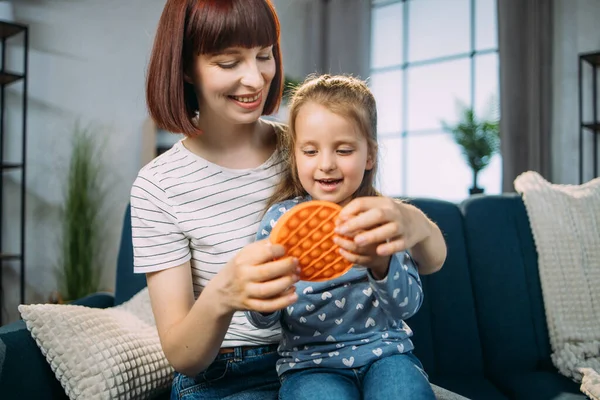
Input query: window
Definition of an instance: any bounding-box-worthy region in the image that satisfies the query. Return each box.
[370,0,500,202]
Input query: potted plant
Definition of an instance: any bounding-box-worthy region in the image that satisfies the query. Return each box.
[442,100,500,195]
[269,75,302,122]
[53,122,107,303]
[283,75,302,102]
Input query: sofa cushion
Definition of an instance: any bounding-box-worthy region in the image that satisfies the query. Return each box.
[407,199,485,380]
[514,172,600,381]
[461,194,550,374]
[494,370,585,399]
[18,288,173,400]
[432,376,509,400]
[115,205,147,306]
[460,194,581,397]
[580,368,600,400]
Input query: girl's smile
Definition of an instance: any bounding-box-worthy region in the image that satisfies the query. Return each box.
[315,178,344,192]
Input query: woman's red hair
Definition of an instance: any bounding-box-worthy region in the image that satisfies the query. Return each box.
[146,0,284,136]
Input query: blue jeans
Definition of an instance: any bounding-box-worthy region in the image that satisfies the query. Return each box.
[171,345,280,400]
[279,352,435,400]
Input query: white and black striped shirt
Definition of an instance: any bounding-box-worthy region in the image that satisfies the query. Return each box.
[130,136,285,347]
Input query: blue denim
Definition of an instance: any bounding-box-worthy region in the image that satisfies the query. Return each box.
[279,352,435,400]
[171,345,280,400]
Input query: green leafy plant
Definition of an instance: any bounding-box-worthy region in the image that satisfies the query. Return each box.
[283,75,302,101]
[55,122,107,302]
[441,100,500,194]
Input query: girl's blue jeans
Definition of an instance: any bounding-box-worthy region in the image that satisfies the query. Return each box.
[171,346,434,400]
[279,352,436,400]
[171,345,280,400]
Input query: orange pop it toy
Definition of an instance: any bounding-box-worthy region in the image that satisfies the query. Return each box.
[270,200,353,282]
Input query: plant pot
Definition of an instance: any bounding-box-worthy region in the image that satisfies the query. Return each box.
[469,186,484,196]
[0,1,14,22]
[48,291,66,304]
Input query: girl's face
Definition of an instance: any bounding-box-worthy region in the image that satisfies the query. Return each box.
[190,46,276,125]
[294,102,373,206]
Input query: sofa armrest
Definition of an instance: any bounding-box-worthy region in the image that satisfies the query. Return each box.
[0,319,68,399]
[0,292,115,399]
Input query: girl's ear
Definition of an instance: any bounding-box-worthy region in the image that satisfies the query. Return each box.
[365,155,374,171]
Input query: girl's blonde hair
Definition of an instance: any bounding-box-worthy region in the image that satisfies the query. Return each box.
[267,74,380,210]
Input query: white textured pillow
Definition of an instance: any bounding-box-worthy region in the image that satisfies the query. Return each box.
[18,288,174,400]
[514,171,600,385]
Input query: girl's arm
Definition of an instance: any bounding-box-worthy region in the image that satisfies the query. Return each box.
[366,252,424,321]
[393,202,446,275]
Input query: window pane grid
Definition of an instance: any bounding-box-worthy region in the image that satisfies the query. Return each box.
[370,0,500,200]
[370,49,499,77]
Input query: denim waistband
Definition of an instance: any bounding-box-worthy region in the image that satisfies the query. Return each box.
[215,344,279,362]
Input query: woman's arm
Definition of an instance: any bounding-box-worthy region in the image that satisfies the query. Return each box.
[147,241,298,377]
[146,263,231,377]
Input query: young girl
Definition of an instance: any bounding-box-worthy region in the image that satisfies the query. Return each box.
[246,74,436,400]
[132,1,446,399]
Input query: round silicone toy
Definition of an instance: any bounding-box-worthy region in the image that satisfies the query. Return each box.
[270,200,353,282]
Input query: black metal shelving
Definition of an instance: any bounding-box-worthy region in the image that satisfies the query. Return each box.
[0,20,28,325]
[579,51,600,184]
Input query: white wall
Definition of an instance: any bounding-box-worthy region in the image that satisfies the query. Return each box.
[552,0,600,184]
[1,0,307,323]
[2,0,166,322]
[272,0,309,80]
[273,0,370,80]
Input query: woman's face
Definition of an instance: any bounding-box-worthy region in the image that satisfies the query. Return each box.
[190,45,276,125]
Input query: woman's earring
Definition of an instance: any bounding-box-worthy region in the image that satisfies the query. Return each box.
[191,110,203,136]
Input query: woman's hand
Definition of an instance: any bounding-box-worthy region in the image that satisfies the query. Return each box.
[335,196,446,275]
[210,240,300,315]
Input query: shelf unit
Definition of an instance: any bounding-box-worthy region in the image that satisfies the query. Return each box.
[0,20,28,325]
[579,51,600,184]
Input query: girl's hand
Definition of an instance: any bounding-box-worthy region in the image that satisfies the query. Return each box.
[336,196,430,253]
[333,233,391,279]
[335,196,446,275]
[211,240,300,315]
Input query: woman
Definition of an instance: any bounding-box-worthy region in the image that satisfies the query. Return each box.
[132,1,447,398]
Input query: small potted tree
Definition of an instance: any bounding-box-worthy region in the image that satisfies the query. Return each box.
[442,100,500,195]
[53,122,107,303]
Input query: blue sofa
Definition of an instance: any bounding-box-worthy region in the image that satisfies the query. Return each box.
[0,194,585,399]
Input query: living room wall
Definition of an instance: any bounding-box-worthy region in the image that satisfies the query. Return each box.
[552,0,600,184]
[3,0,596,323]
[0,0,167,322]
[1,0,309,323]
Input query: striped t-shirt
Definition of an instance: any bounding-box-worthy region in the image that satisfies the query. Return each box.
[130,135,285,347]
